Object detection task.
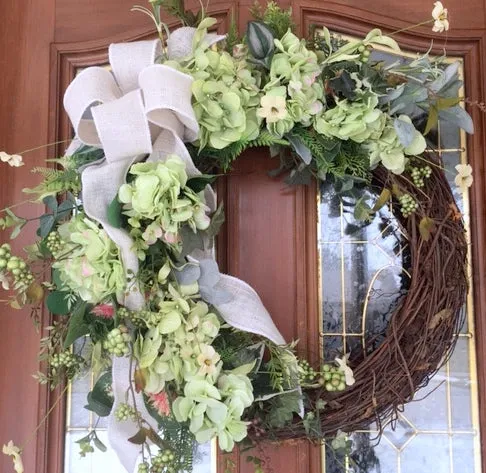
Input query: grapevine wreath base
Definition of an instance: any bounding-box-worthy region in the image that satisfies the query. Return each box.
[0,1,471,472]
[272,162,468,440]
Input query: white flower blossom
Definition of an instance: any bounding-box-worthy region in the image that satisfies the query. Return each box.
[0,152,24,167]
[2,441,24,473]
[432,2,450,32]
[196,344,221,376]
[257,95,288,123]
[335,354,356,386]
[454,164,473,193]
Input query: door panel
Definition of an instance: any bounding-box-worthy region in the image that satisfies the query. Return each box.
[1,1,486,473]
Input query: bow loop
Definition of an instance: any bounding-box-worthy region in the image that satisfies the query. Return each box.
[109,40,162,94]
[63,67,122,147]
[92,89,153,162]
[139,65,198,142]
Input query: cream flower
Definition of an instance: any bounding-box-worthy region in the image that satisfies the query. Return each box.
[335,354,356,386]
[0,152,24,167]
[196,344,221,376]
[2,441,24,473]
[454,164,473,193]
[432,2,449,32]
[0,271,9,290]
[257,95,288,123]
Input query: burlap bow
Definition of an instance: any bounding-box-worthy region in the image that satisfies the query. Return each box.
[63,29,285,473]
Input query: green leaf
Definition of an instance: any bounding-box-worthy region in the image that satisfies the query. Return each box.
[438,105,474,134]
[64,301,89,348]
[372,188,391,212]
[435,97,461,110]
[128,428,149,445]
[329,71,356,100]
[10,222,26,240]
[247,21,275,64]
[180,225,205,257]
[424,105,439,135]
[85,372,113,417]
[267,391,302,428]
[93,435,107,453]
[186,175,217,193]
[38,214,56,238]
[353,197,372,222]
[43,195,58,213]
[85,372,114,417]
[107,197,123,229]
[205,203,225,240]
[56,199,75,220]
[46,290,72,315]
[286,134,312,165]
[419,216,436,241]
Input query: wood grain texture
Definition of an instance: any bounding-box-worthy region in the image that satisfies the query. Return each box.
[1,1,485,473]
[0,0,57,472]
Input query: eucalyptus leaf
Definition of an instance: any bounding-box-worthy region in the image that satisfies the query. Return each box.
[180,225,205,257]
[438,106,474,134]
[205,203,225,241]
[43,195,58,213]
[286,134,312,165]
[393,117,416,147]
[38,214,56,238]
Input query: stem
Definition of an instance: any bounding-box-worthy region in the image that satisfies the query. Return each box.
[389,19,434,36]
[15,139,71,156]
[0,199,36,215]
[21,384,70,450]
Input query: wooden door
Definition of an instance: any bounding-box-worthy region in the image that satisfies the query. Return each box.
[1,1,486,473]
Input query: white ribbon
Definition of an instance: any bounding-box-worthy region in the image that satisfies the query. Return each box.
[63,28,284,473]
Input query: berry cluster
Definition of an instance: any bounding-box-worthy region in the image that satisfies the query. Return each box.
[358,45,371,63]
[46,231,64,257]
[410,166,432,188]
[321,364,346,392]
[118,307,148,329]
[50,350,84,379]
[149,449,176,473]
[0,244,34,289]
[115,403,139,422]
[103,325,131,356]
[298,359,318,384]
[399,194,418,218]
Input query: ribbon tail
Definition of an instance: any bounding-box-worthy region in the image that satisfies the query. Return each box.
[81,160,145,310]
[213,275,286,345]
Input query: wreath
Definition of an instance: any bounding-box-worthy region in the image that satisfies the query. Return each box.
[0,2,472,473]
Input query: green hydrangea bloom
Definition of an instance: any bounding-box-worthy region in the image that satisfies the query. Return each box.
[364,115,427,175]
[118,155,210,258]
[53,215,125,303]
[165,19,261,149]
[257,30,325,136]
[173,372,254,452]
[314,91,386,143]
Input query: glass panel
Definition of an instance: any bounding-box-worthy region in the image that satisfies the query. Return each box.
[318,46,481,473]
